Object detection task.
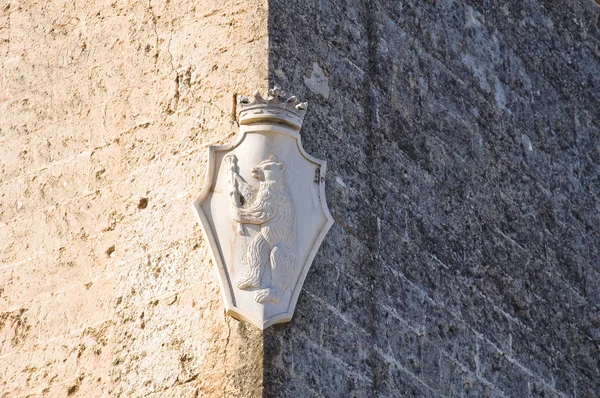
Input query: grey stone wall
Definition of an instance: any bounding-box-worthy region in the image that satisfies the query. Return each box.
[264,0,600,397]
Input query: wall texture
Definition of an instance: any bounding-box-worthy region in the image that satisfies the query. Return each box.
[2,0,600,397]
[0,0,267,396]
[266,0,600,397]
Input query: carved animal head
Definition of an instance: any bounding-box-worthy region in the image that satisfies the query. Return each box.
[251,155,285,182]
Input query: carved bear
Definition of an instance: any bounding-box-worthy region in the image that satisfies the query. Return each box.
[226,155,297,304]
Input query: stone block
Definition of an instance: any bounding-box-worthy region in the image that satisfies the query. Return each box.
[478,338,529,397]
[374,306,421,376]
[439,354,489,398]
[424,302,477,372]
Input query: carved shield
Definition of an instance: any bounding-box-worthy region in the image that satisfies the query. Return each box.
[193,87,333,329]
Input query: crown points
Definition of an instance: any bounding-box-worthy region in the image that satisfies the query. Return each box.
[268,85,282,99]
[237,86,308,131]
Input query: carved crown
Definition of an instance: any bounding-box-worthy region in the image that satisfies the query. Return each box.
[238,86,308,131]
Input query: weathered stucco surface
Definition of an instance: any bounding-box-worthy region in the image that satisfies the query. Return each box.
[0,0,266,396]
[265,0,600,397]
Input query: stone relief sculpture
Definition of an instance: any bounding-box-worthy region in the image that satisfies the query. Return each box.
[224,154,297,305]
[193,86,333,329]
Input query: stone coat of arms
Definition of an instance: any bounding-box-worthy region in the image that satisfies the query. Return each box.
[193,87,333,329]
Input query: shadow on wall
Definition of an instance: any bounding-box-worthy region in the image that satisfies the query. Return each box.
[262,0,600,397]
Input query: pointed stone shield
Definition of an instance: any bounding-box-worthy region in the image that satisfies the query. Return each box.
[193,87,333,329]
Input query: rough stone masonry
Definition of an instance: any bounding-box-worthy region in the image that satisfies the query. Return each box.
[265,0,600,397]
[1,0,600,397]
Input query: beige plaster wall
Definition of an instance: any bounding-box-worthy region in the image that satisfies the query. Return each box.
[0,0,267,396]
